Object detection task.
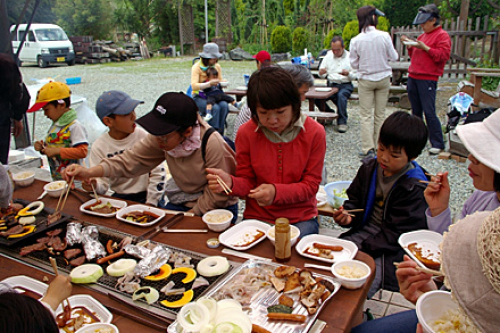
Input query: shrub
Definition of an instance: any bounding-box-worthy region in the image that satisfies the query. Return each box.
[292,27,309,55]
[342,20,359,50]
[377,17,390,32]
[271,26,292,53]
[323,28,343,49]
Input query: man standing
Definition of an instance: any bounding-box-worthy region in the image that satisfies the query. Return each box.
[316,36,356,133]
[402,4,451,155]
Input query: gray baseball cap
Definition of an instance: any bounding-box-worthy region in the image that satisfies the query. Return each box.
[96,90,144,121]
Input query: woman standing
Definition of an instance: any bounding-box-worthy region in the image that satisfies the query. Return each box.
[350,6,398,158]
[190,43,229,134]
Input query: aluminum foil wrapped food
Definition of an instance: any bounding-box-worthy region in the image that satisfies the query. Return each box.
[66,222,83,246]
[124,243,151,259]
[134,245,172,277]
[81,225,106,261]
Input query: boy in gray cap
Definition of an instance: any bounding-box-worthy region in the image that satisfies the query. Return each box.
[85,90,166,205]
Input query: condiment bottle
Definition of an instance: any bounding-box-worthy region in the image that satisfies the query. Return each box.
[274,218,291,262]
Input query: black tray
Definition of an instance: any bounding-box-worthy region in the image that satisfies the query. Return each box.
[0,199,72,246]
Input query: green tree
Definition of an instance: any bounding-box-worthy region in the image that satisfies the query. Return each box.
[7,0,56,26]
[323,28,342,49]
[271,25,291,53]
[342,20,358,50]
[292,27,308,54]
[382,0,426,27]
[53,0,112,39]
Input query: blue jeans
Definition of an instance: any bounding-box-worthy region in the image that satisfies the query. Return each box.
[293,217,319,237]
[162,202,239,224]
[315,82,353,125]
[407,77,444,149]
[351,309,418,333]
[193,95,229,135]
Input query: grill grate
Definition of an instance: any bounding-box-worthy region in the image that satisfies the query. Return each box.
[1,219,232,317]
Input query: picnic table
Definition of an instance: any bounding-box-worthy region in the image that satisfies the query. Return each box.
[1,180,376,333]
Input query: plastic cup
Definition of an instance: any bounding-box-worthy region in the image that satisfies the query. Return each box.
[244,74,250,86]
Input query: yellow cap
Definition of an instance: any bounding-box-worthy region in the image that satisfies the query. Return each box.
[27,81,71,113]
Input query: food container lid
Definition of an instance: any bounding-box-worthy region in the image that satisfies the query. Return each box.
[207,238,220,248]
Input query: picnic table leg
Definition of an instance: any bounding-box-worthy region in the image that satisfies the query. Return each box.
[308,99,315,111]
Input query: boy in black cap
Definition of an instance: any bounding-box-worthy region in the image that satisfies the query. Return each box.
[64,92,238,218]
[85,90,166,205]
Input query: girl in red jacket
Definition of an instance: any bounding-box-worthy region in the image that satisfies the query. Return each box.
[207,67,326,236]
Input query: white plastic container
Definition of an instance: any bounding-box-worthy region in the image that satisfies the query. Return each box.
[416,291,459,333]
[331,260,371,290]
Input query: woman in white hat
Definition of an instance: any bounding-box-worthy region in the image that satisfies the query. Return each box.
[190,43,229,135]
[425,109,500,234]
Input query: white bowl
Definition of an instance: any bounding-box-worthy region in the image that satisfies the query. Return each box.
[331,259,370,289]
[12,171,35,187]
[416,291,459,333]
[202,209,233,232]
[324,181,352,208]
[43,181,67,198]
[220,81,229,87]
[266,224,301,247]
[75,323,119,333]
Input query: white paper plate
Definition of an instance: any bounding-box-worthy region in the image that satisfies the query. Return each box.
[1,275,48,299]
[55,294,113,333]
[80,198,127,217]
[403,40,419,46]
[316,185,327,207]
[398,230,443,269]
[315,87,332,92]
[219,219,271,251]
[76,323,119,333]
[116,204,165,227]
[296,234,358,263]
[236,86,248,91]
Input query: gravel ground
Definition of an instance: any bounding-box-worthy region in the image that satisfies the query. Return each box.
[18,57,474,228]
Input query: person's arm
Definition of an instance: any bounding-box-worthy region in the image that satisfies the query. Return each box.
[191,63,203,92]
[385,33,399,61]
[0,165,13,208]
[40,275,72,311]
[192,132,237,215]
[146,162,166,206]
[318,52,329,78]
[424,172,450,217]
[231,125,261,196]
[349,39,360,70]
[422,33,451,63]
[59,144,88,160]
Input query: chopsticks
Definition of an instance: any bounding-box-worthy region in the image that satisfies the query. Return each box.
[393,262,443,276]
[216,175,232,195]
[49,257,59,275]
[107,292,171,328]
[83,160,100,201]
[162,229,208,233]
[221,248,272,262]
[419,180,442,185]
[304,263,331,271]
[137,213,184,241]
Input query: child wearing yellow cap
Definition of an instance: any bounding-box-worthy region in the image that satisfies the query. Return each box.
[28,81,88,180]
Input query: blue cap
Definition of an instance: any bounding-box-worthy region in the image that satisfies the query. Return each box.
[96,90,144,121]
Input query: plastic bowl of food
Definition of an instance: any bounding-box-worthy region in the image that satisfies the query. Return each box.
[266,224,301,247]
[202,209,233,232]
[12,171,35,187]
[43,181,67,198]
[331,259,371,289]
[220,81,229,87]
[75,323,119,333]
[324,181,352,208]
[416,291,459,333]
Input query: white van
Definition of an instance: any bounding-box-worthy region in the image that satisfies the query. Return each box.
[11,23,75,68]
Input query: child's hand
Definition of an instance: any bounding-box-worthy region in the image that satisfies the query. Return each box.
[41,275,72,310]
[248,184,275,206]
[41,147,60,158]
[206,168,232,194]
[424,171,450,217]
[34,140,45,151]
[332,206,352,226]
[81,178,97,192]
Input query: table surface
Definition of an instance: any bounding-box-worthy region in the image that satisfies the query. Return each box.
[4,180,375,333]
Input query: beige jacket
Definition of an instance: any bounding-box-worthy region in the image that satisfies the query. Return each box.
[100,120,237,215]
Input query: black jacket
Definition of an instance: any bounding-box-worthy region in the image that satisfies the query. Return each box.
[339,158,429,291]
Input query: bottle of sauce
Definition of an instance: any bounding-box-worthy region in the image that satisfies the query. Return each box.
[274,218,291,262]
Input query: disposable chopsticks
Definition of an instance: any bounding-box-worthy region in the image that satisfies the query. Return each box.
[419,180,442,185]
[393,262,443,276]
[221,248,272,262]
[49,257,59,275]
[137,213,184,241]
[58,175,75,213]
[216,175,232,195]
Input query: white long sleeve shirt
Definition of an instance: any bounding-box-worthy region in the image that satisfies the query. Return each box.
[89,126,166,205]
[319,49,357,84]
[349,26,399,81]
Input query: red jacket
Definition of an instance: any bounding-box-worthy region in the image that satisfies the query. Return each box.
[232,117,326,224]
[408,26,451,81]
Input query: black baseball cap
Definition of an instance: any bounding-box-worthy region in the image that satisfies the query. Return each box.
[135,92,198,136]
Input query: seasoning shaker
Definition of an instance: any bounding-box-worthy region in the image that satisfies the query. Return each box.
[274,217,291,262]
